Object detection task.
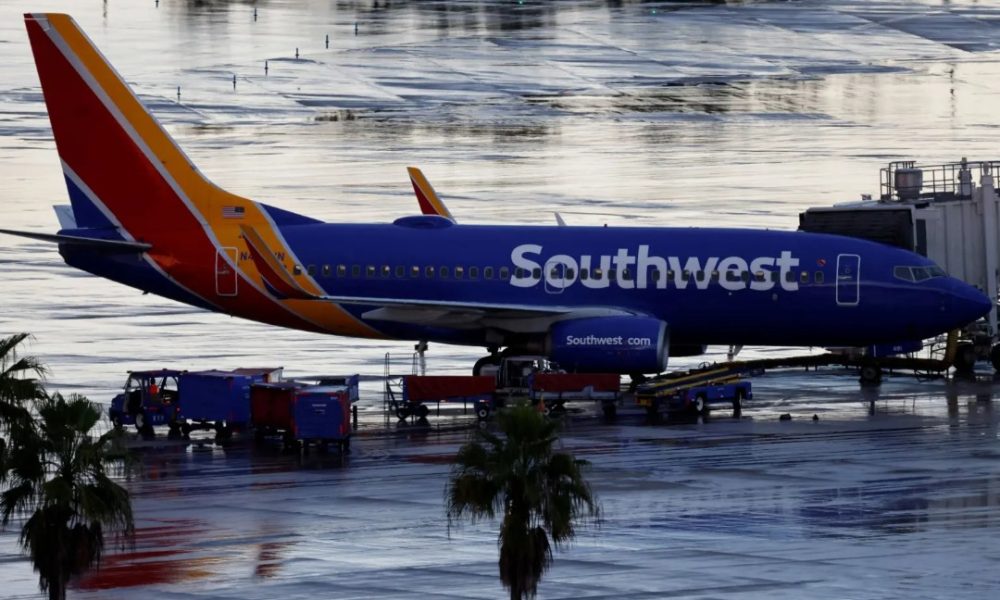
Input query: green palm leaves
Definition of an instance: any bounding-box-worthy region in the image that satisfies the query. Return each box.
[447,404,600,600]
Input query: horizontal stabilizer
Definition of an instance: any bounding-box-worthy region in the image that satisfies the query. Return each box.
[53,205,76,229]
[0,228,150,252]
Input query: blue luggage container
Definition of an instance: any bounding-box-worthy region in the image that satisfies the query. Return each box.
[178,370,265,437]
[292,386,352,451]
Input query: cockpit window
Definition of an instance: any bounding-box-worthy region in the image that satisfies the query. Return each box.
[894,264,946,283]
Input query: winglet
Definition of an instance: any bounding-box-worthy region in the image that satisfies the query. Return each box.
[407,167,455,222]
[239,225,318,301]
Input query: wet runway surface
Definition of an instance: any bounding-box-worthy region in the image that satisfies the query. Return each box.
[2,0,1000,597]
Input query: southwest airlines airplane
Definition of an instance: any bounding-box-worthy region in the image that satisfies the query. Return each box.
[1,14,991,376]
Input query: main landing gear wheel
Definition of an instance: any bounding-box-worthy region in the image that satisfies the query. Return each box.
[859,364,882,386]
[954,343,977,374]
[476,404,490,420]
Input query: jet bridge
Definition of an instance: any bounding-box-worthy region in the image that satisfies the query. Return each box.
[800,158,1000,373]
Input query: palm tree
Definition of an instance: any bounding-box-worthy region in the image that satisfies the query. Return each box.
[0,333,46,432]
[446,404,600,600]
[1,393,134,600]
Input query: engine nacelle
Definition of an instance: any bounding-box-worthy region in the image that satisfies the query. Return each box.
[546,316,669,374]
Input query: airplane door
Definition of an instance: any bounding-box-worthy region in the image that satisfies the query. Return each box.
[215,247,238,296]
[836,254,860,306]
[544,260,567,294]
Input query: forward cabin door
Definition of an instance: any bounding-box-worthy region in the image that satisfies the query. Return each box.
[215,247,238,296]
[836,254,860,306]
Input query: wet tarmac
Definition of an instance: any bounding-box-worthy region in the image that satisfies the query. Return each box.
[2,0,1000,597]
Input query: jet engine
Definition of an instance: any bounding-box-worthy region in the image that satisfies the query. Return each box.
[546,316,669,373]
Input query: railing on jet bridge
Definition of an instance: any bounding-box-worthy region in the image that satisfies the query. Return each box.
[880,159,1000,201]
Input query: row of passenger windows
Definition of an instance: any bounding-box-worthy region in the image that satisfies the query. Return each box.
[291,263,827,284]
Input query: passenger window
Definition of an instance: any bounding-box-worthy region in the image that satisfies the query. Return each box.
[440,266,450,278]
[366,265,376,278]
[337,265,346,278]
[395,265,405,278]
[455,266,464,279]
[651,268,660,283]
[381,265,391,278]
[786,270,796,283]
[623,269,633,281]
[581,268,589,280]
[307,265,317,276]
[815,271,824,284]
[682,270,691,282]
[725,270,741,283]
[695,271,705,282]
[425,266,435,278]
[500,267,510,280]
[710,271,719,283]
[800,271,809,284]
[550,266,560,279]
[322,265,331,277]
[484,267,494,280]
[566,268,575,279]
[740,271,750,283]
[351,265,361,278]
[593,268,604,280]
[608,269,617,282]
[532,267,542,280]
[514,267,524,279]
[469,266,479,279]
[755,271,766,282]
[411,266,420,278]
[293,265,302,276]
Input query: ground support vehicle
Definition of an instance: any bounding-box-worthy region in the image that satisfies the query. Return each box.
[530,372,622,417]
[251,382,355,452]
[177,370,271,438]
[109,369,183,437]
[395,375,497,420]
[636,366,751,418]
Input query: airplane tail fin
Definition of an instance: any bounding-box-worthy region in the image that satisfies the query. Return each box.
[407,167,455,222]
[24,13,247,240]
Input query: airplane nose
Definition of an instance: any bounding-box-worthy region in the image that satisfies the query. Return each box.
[948,278,992,326]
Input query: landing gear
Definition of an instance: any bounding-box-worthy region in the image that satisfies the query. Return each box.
[954,343,977,375]
[732,389,745,417]
[859,364,882,386]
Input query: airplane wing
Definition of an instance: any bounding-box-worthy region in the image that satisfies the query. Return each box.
[239,224,636,331]
[0,228,151,252]
[407,167,455,222]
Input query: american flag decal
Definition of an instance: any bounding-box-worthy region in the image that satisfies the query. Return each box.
[222,205,245,219]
